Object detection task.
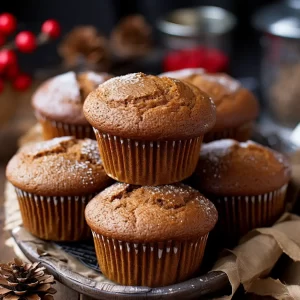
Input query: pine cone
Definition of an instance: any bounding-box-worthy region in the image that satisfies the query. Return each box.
[110,15,152,59]
[0,258,56,300]
[59,26,110,71]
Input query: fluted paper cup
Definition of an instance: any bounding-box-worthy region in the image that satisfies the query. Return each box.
[213,184,288,246]
[35,112,94,140]
[204,121,253,143]
[94,129,203,185]
[91,231,208,287]
[15,188,94,241]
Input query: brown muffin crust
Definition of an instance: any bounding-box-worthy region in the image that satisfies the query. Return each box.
[32,71,113,125]
[85,183,218,242]
[160,69,259,130]
[83,72,216,140]
[6,137,113,196]
[193,139,291,196]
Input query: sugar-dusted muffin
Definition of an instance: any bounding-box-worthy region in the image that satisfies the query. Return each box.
[160,68,259,142]
[85,183,217,287]
[6,137,113,241]
[191,139,291,246]
[32,71,113,140]
[83,72,216,185]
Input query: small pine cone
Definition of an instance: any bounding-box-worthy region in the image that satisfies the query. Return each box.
[0,258,56,300]
[59,25,111,71]
[110,14,152,59]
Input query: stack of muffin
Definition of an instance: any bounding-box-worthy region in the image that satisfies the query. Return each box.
[6,69,291,288]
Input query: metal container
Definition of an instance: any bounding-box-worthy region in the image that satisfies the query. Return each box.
[157,6,237,53]
[253,0,300,128]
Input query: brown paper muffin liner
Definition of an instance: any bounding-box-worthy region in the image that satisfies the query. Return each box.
[94,129,203,185]
[213,184,288,246]
[35,112,95,140]
[15,188,94,241]
[91,231,208,287]
[204,121,253,143]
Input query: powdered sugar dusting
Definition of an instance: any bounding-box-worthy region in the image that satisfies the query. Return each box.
[114,73,143,85]
[161,69,240,93]
[240,140,257,148]
[160,68,205,79]
[23,137,104,187]
[201,139,237,162]
[67,159,95,187]
[85,71,111,85]
[145,184,216,219]
[202,73,240,92]
[47,72,81,103]
[27,136,74,156]
[80,139,102,164]
[148,183,196,196]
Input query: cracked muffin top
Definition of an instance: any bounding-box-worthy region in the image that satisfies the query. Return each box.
[83,72,216,140]
[160,68,259,131]
[85,183,218,242]
[32,71,113,125]
[6,136,113,196]
[192,139,291,196]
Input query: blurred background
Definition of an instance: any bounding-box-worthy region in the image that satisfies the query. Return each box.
[0,0,273,77]
[0,0,299,162]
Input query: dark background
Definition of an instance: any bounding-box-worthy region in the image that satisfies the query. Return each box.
[0,0,276,79]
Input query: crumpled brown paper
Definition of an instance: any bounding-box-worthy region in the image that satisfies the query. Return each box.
[211,148,300,300]
[213,213,300,300]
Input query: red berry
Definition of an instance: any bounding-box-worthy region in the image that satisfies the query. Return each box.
[0,78,4,93]
[5,63,19,79]
[13,74,32,91]
[41,19,61,39]
[0,50,17,72]
[15,31,37,53]
[0,33,6,46]
[0,13,16,35]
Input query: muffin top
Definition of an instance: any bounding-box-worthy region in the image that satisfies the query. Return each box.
[85,183,218,242]
[193,139,291,196]
[32,71,113,125]
[160,68,259,130]
[83,72,216,140]
[6,137,112,196]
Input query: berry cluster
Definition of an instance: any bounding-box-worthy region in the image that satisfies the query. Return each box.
[0,13,61,93]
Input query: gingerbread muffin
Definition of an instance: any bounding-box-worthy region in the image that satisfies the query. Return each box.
[32,71,113,140]
[160,68,259,142]
[191,139,291,246]
[85,183,218,287]
[6,137,113,241]
[83,72,216,185]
